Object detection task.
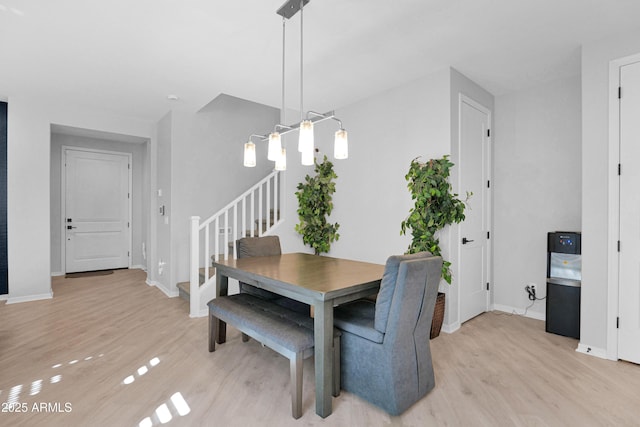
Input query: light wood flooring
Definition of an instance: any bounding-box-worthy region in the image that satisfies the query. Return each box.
[1,269,639,426]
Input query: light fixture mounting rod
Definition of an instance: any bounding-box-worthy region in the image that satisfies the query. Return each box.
[276,0,310,19]
[253,111,337,141]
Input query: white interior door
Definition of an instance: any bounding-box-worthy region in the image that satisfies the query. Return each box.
[64,148,130,273]
[459,96,491,323]
[618,60,640,364]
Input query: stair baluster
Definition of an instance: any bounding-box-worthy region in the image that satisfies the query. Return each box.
[186,171,283,317]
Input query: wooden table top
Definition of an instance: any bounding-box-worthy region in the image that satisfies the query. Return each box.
[214,252,385,298]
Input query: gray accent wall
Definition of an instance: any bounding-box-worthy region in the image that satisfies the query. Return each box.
[0,102,6,295]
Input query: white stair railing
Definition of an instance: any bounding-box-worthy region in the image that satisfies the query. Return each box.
[189,170,283,317]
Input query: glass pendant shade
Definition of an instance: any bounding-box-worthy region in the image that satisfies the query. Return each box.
[298,120,314,153]
[267,132,282,161]
[243,141,256,167]
[275,148,287,171]
[301,147,314,166]
[334,129,349,160]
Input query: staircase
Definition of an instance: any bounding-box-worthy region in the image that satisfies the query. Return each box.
[177,268,214,300]
[177,211,277,301]
[181,170,283,317]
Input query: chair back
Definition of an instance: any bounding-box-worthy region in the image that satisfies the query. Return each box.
[235,236,282,300]
[385,257,442,390]
[236,236,281,259]
[374,251,434,334]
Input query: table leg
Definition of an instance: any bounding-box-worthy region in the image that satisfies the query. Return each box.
[216,272,229,344]
[314,299,334,418]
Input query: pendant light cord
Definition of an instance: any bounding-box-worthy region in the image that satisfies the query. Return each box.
[299,0,304,121]
[282,16,286,125]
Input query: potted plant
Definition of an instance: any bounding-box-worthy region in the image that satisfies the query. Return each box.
[400,155,469,338]
[295,155,340,255]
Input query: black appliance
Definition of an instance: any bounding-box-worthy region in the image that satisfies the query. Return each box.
[546,231,581,339]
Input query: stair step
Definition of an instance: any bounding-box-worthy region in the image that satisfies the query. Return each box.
[177,267,216,300]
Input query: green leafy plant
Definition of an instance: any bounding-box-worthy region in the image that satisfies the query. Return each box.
[295,155,340,255]
[400,155,469,284]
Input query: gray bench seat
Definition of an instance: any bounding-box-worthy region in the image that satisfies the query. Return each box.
[208,293,340,419]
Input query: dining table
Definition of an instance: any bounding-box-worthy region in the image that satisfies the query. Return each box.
[212,252,385,418]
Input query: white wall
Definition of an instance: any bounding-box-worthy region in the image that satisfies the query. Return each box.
[155,112,173,293]
[278,68,452,264]
[581,27,640,356]
[276,68,493,330]
[160,95,279,288]
[7,98,52,302]
[6,95,155,302]
[50,134,147,273]
[493,75,582,319]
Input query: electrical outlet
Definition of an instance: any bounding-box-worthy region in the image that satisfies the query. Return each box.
[525,283,537,301]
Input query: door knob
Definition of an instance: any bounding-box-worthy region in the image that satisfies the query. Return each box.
[67,225,77,230]
[462,237,474,244]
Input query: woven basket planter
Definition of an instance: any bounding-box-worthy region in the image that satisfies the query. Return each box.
[430,292,446,339]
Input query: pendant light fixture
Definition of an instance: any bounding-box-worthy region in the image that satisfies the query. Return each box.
[267,132,282,161]
[334,128,348,160]
[243,140,256,167]
[298,120,314,154]
[275,148,287,171]
[243,0,349,169]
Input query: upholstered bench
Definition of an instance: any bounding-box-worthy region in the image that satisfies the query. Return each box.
[208,294,340,419]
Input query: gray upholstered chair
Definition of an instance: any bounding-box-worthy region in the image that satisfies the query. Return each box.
[236,236,309,314]
[333,252,442,415]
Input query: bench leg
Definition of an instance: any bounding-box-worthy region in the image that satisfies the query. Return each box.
[216,320,227,344]
[241,333,250,342]
[209,312,218,352]
[290,352,303,419]
[333,335,340,397]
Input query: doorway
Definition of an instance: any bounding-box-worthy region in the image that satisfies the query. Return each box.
[616,59,640,364]
[458,95,491,324]
[62,147,131,273]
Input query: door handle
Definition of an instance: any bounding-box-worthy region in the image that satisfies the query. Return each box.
[462,237,474,244]
[67,225,77,230]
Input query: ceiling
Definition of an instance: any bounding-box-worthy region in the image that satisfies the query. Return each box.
[2,0,640,122]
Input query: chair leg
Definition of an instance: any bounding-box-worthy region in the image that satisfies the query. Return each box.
[333,335,341,397]
[290,352,303,419]
[208,312,218,352]
[241,333,250,342]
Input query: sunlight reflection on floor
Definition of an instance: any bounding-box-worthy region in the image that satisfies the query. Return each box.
[137,392,191,426]
[2,352,106,407]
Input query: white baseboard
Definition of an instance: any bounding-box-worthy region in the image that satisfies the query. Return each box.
[441,321,460,334]
[53,266,145,277]
[6,291,54,304]
[0,294,8,301]
[438,304,543,335]
[576,343,609,360]
[191,308,209,318]
[492,304,545,321]
[146,278,178,298]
